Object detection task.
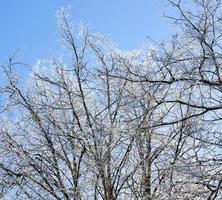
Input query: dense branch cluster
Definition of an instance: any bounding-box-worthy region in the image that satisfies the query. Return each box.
[1,0,222,199]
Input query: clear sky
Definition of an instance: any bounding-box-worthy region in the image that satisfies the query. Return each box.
[0,0,175,64]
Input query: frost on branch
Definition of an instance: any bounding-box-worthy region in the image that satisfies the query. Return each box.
[1,1,222,199]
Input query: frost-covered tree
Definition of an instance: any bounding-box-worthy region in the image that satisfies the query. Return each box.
[1,0,222,199]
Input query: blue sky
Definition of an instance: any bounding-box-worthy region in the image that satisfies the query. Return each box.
[0,0,174,64]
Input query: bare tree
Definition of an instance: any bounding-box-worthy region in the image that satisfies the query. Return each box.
[104,0,222,199]
[2,1,222,199]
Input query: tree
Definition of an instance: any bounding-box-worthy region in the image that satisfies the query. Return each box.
[1,1,222,199]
